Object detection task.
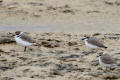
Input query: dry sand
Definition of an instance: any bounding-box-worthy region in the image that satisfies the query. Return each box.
[0,0,120,80]
[0,32,120,80]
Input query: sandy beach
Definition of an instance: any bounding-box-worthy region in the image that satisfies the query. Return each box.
[0,0,120,80]
[0,32,120,80]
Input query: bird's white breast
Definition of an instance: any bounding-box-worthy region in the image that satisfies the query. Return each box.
[14,36,32,46]
[99,56,104,66]
[85,40,98,49]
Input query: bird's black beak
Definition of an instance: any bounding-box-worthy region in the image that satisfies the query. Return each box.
[81,38,86,40]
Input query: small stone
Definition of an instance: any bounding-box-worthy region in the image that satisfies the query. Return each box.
[91,60,99,66]
[0,77,13,80]
[68,41,77,46]
[88,72,103,77]
[104,0,116,5]
[0,38,15,44]
[74,47,80,50]
[97,67,103,70]
[115,0,120,5]
[47,6,56,10]
[0,0,3,3]
[0,62,15,71]
[92,33,101,36]
[102,72,120,79]
[62,9,75,14]
[49,69,63,76]
[59,54,80,61]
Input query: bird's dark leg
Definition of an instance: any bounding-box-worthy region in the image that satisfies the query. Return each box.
[24,46,27,51]
[105,67,108,71]
[109,67,113,71]
[105,67,110,71]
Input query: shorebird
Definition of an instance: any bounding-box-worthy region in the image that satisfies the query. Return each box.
[14,31,37,51]
[82,35,107,49]
[98,52,117,71]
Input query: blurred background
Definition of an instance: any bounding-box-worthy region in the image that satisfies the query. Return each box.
[0,0,120,33]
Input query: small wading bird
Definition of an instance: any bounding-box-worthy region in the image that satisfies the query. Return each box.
[98,52,117,71]
[14,31,37,51]
[82,35,107,49]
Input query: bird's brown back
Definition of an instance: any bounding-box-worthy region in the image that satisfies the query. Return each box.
[101,54,116,64]
[20,33,36,43]
[87,37,107,48]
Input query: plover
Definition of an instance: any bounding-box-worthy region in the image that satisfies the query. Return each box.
[98,52,117,71]
[82,35,107,49]
[14,31,37,51]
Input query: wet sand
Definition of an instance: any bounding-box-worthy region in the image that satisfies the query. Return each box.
[0,0,120,33]
[0,32,120,80]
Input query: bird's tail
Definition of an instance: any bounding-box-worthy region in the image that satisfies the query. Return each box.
[104,46,108,49]
[117,63,120,67]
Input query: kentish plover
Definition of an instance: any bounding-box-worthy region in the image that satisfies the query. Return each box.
[82,35,107,49]
[98,52,117,71]
[14,31,37,51]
